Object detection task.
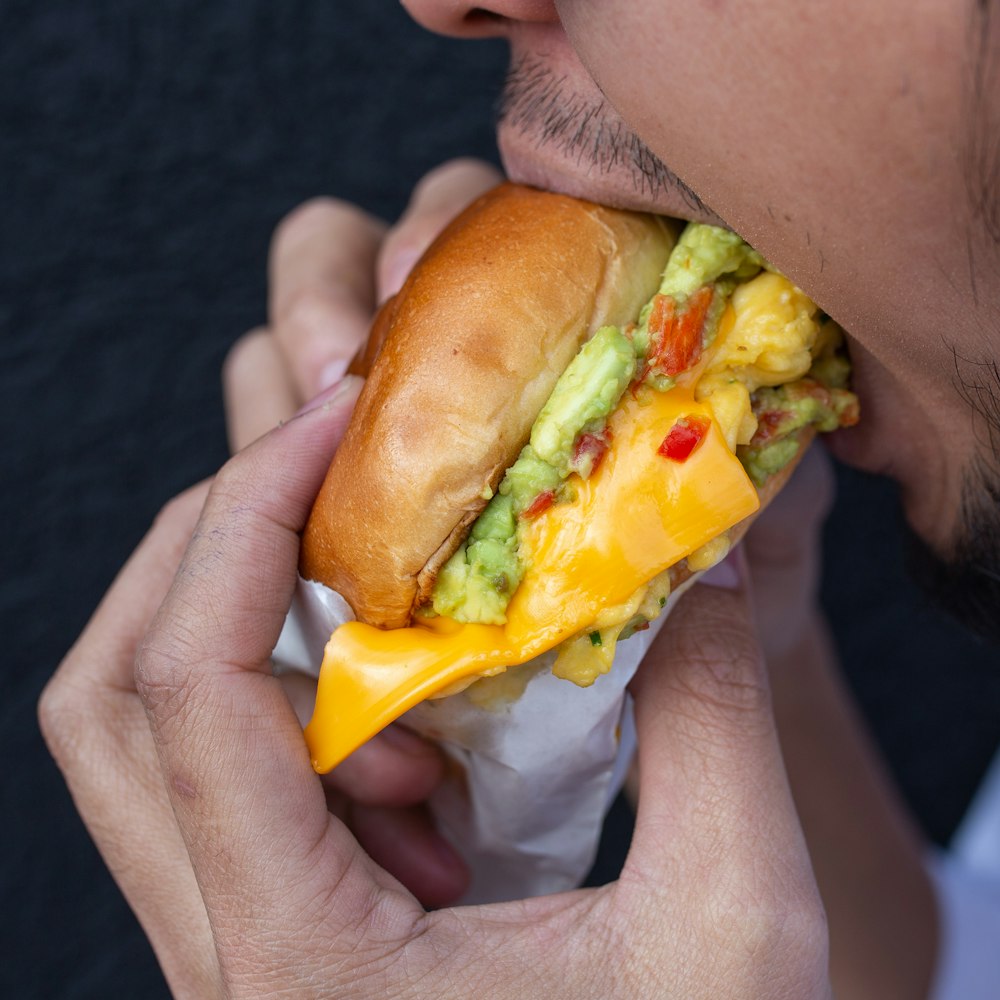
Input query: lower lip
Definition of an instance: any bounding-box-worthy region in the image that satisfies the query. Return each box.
[498,129,723,224]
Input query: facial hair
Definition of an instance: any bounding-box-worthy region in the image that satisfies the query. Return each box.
[905,455,1000,644]
[498,56,719,220]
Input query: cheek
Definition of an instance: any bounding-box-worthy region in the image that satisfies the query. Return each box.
[554,1,968,310]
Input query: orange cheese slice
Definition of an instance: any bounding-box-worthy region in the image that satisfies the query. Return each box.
[305,388,758,772]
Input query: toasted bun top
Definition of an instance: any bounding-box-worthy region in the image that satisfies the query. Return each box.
[301,183,676,628]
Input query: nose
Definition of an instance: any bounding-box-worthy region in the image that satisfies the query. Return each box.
[400,0,558,38]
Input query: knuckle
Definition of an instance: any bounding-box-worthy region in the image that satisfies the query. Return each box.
[682,881,827,991]
[279,283,340,337]
[411,157,499,201]
[222,328,271,392]
[670,620,770,721]
[275,285,363,371]
[133,626,201,728]
[271,196,369,257]
[38,672,89,769]
[721,891,828,979]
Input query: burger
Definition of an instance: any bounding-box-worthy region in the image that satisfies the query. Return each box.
[299,183,858,772]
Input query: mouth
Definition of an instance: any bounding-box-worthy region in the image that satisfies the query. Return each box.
[496,55,726,227]
[501,118,882,501]
[499,131,724,226]
[493,48,889,497]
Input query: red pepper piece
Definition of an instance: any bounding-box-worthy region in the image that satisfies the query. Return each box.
[521,489,556,519]
[658,415,712,462]
[659,285,713,377]
[572,428,612,478]
[646,285,714,382]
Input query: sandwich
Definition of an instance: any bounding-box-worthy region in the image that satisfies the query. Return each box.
[299,183,858,772]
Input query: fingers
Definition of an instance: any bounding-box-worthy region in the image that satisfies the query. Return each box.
[281,671,444,805]
[225,159,502,453]
[349,804,470,909]
[269,198,386,399]
[280,673,465,907]
[135,385,422,962]
[39,482,222,997]
[744,444,836,657]
[375,158,503,301]
[53,482,210,691]
[223,328,299,452]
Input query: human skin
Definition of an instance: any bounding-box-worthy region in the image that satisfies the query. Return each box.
[40,393,832,999]
[44,168,929,998]
[402,0,1000,561]
[40,1,1000,996]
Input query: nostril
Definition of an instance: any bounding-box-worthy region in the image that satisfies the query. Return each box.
[466,7,505,24]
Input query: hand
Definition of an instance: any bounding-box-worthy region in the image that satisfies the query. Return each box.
[215,158,505,910]
[222,158,504,451]
[743,446,938,999]
[37,395,462,997]
[40,400,831,998]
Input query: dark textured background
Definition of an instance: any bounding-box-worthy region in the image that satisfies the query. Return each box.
[3,2,998,996]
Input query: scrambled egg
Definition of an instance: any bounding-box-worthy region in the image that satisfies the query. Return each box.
[695,272,821,451]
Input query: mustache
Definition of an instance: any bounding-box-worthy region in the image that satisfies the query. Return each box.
[904,453,1000,646]
[497,57,713,217]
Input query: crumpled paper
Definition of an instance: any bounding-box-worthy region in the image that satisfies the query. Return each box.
[273,575,695,904]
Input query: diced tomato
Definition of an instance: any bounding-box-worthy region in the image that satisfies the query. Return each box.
[751,410,788,445]
[833,388,861,427]
[629,360,649,397]
[521,489,556,519]
[647,293,676,351]
[657,415,711,462]
[648,285,713,378]
[572,428,612,477]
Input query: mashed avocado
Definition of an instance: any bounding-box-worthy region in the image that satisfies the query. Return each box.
[738,375,859,487]
[530,325,635,473]
[432,494,522,624]
[657,224,764,302]
[432,327,634,622]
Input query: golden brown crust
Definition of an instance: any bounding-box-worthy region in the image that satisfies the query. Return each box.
[301,183,676,627]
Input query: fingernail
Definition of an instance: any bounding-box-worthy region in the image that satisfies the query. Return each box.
[700,548,744,590]
[292,374,362,419]
[383,249,419,299]
[317,356,350,392]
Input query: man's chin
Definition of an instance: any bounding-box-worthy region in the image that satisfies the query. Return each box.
[903,458,1000,645]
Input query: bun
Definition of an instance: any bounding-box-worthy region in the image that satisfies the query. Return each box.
[301,183,676,628]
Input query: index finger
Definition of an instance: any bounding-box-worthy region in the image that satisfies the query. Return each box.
[134,381,415,957]
[269,198,386,399]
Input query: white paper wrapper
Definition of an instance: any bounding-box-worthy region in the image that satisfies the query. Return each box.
[273,575,695,904]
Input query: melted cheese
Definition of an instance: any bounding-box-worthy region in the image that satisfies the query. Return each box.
[305,389,758,772]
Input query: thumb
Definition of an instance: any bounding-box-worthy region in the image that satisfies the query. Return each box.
[626,550,816,898]
[744,444,835,657]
